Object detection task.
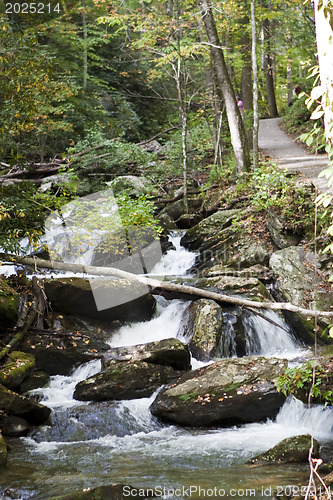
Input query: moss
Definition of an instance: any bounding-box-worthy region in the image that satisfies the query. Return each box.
[0,277,20,329]
[0,351,35,390]
[0,433,7,467]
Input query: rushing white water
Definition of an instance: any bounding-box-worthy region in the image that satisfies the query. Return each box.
[150,231,197,276]
[109,299,189,347]
[242,309,304,359]
[31,359,101,408]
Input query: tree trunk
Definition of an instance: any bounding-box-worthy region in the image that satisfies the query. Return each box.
[251,0,259,169]
[82,2,88,90]
[262,10,278,117]
[2,253,333,319]
[313,0,333,148]
[240,12,253,111]
[198,0,251,175]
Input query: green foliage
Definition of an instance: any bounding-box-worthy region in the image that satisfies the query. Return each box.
[0,178,77,254]
[276,360,333,406]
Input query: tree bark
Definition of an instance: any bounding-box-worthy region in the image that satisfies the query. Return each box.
[2,253,333,319]
[251,0,259,169]
[262,6,278,117]
[198,0,251,175]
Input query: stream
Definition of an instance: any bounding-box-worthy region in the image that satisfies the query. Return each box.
[1,233,333,499]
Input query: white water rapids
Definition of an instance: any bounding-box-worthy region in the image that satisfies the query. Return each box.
[1,232,332,500]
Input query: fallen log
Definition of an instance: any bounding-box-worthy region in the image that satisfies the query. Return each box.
[1,253,333,319]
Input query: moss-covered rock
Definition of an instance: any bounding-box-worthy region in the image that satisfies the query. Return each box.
[0,382,50,425]
[74,361,185,401]
[180,209,241,250]
[0,432,7,467]
[247,434,319,465]
[150,356,287,427]
[44,277,156,323]
[0,277,20,330]
[181,299,223,361]
[102,338,191,371]
[0,351,35,390]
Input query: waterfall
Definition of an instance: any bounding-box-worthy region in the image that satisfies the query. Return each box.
[31,359,102,409]
[216,312,238,358]
[242,309,303,358]
[109,299,189,347]
[150,231,197,276]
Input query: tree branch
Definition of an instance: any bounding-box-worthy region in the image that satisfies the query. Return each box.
[1,253,333,319]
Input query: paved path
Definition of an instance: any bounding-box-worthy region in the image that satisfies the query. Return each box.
[259,117,331,193]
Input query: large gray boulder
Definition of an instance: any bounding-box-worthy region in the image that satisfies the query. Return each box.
[44,277,156,323]
[150,356,287,427]
[73,361,185,401]
[181,299,223,361]
[247,434,319,465]
[180,209,241,250]
[269,246,333,337]
[102,338,191,371]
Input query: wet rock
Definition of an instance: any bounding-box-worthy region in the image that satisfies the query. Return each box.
[102,338,191,371]
[0,277,20,330]
[74,361,184,401]
[0,432,7,466]
[267,209,302,249]
[0,383,50,425]
[176,213,202,229]
[247,434,319,465]
[44,277,156,323]
[0,351,35,390]
[91,227,162,273]
[19,369,50,393]
[193,275,273,303]
[150,356,287,427]
[181,299,223,361]
[180,209,241,250]
[17,313,110,376]
[48,483,155,499]
[0,415,30,437]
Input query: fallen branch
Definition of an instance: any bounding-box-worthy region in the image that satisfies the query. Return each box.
[1,253,333,319]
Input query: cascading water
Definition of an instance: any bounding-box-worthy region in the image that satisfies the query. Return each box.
[1,234,332,500]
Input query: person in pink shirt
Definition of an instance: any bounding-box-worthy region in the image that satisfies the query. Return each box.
[236,96,244,114]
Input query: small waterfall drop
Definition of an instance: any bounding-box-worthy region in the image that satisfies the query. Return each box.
[31,359,101,409]
[109,299,189,347]
[150,231,197,276]
[242,309,302,358]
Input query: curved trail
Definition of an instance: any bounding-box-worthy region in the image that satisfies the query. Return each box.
[259,117,331,194]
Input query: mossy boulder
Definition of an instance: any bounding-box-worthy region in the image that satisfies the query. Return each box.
[158,197,202,222]
[180,209,241,251]
[102,338,191,371]
[17,313,110,376]
[44,277,156,323]
[0,383,50,425]
[0,432,7,467]
[150,356,287,427]
[0,351,35,390]
[247,434,319,465]
[0,277,20,330]
[181,299,223,361]
[108,175,156,197]
[74,361,185,401]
